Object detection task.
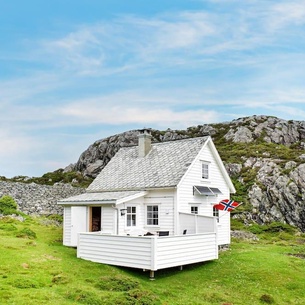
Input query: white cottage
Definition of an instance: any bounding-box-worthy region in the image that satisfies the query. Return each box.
[58,130,236,278]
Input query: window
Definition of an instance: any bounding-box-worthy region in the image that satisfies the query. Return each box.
[213,207,219,222]
[202,162,209,179]
[191,206,198,214]
[127,206,136,227]
[147,205,159,225]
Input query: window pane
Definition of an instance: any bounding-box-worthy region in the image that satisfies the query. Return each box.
[147,205,158,226]
[202,163,209,179]
[126,206,136,227]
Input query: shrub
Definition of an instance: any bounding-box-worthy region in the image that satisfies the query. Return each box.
[0,223,18,231]
[259,294,275,304]
[126,289,161,305]
[248,224,266,234]
[16,228,37,239]
[10,278,43,289]
[96,275,139,291]
[66,289,103,305]
[0,195,18,215]
[264,222,296,234]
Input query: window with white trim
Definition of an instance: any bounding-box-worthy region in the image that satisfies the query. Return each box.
[191,206,198,214]
[126,206,136,227]
[147,205,159,225]
[202,162,209,179]
[213,207,219,222]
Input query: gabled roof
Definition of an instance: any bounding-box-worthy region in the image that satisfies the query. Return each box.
[87,136,210,192]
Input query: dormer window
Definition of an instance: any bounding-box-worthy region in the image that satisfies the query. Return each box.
[202,162,209,180]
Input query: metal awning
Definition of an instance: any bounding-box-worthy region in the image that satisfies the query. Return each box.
[193,186,222,196]
[58,191,147,205]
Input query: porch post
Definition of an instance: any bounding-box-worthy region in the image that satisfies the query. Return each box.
[150,236,157,279]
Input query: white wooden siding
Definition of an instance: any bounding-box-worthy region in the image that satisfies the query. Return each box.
[77,234,153,269]
[116,190,175,236]
[63,206,72,246]
[77,233,218,271]
[179,213,216,235]
[217,213,231,245]
[177,141,231,245]
[144,193,175,235]
[63,206,88,247]
[156,234,218,269]
[101,206,115,234]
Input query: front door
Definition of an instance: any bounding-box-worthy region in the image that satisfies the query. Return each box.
[90,206,101,232]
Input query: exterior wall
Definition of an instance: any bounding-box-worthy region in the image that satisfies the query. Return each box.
[117,189,175,236]
[77,233,218,271]
[63,206,72,246]
[101,206,116,234]
[63,206,88,247]
[177,140,231,245]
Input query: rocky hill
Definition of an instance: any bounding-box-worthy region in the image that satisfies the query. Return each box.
[65,115,305,232]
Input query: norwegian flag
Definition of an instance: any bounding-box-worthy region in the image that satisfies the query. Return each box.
[213,199,239,212]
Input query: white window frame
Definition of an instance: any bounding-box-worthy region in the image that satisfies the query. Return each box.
[126,206,136,227]
[213,207,219,222]
[191,206,198,214]
[146,205,159,226]
[202,162,210,180]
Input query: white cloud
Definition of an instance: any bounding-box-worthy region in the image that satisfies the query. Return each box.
[268,1,305,30]
[59,100,219,128]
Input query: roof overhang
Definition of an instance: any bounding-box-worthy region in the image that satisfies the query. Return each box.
[57,191,147,206]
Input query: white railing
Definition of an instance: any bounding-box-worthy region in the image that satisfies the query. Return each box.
[77,232,218,272]
[179,212,216,235]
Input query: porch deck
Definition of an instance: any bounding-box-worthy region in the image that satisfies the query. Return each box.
[77,232,218,277]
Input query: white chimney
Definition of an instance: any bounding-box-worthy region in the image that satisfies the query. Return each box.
[138,128,152,157]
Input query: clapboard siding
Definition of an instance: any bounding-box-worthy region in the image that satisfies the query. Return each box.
[101,206,115,233]
[63,207,72,246]
[177,141,231,245]
[77,234,154,269]
[144,192,175,234]
[77,233,217,271]
[156,234,217,269]
[179,213,216,234]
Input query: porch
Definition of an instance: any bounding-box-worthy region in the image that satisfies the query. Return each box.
[77,231,218,278]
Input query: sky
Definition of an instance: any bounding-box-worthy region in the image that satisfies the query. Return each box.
[1,0,305,178]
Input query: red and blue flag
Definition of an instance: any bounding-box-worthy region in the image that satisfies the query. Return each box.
[213,199,239,212]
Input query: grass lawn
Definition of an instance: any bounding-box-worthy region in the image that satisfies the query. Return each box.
[0,216,305,305]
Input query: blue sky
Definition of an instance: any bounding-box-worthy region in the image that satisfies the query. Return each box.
[1,0,305,178]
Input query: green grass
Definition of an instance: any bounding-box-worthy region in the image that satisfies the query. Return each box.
[1,217,305,305]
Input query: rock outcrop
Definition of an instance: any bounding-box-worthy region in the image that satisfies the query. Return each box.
[3,115,305,232]
[64,115,305,231]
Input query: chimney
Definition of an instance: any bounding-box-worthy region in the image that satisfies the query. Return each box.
[138,128,152,157]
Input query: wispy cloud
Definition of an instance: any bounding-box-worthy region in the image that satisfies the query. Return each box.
[1,0,305,177]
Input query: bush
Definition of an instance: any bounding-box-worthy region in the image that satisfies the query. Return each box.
[248,222,297,236]
[0,223,18,231]
[126,289,161,305]
[96,275,139,291]
[0,196,18,215]
[16,228,37,239]
[260,294,275,304]
[66,289,103,305]
[10,278,43,289]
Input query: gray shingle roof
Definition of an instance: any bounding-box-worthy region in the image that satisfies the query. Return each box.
[87,136,209,192]
[58,190,144,204]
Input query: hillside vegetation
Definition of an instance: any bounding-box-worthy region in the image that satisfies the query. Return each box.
[1,214,305,305]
